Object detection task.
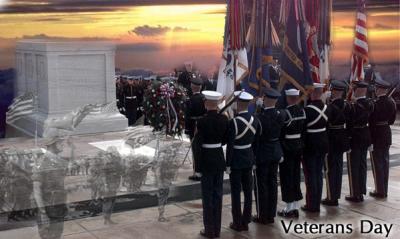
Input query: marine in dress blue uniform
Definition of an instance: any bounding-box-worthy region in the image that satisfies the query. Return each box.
[253,88,285,224]
[226,91,259,231]
[302,83,329,213]
[124,77,140,126]
[369,76,397,198]
[346,81,374,203]
[197,91,229,239]
[278,89,305,218]
[184,77,206,181]
[322,80,352,206]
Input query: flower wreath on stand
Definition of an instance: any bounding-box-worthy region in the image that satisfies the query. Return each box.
[143,80,187,136]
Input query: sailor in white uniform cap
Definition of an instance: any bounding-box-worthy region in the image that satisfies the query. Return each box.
[302,82,329,213]
[196,90,229,238]
[226,91,260,231]
[278,88,305,218]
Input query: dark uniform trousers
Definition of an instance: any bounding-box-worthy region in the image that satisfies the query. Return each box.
[348,147,368,197]
[230,168,253,226]
[124,84,139,126]
[201,171,224,235]
[325,150,344,201]
[254,161,279,221]
[302,151,325,210]
[191,134,202,173]
[369,95,396,196]
[280,150,303,203]
[371,146,390,196]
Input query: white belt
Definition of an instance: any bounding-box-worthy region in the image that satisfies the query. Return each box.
[126,96,137,99]
[233,144,252,149]
[285,134,301,139]
[307,128,326,133]
[202,143,222,149]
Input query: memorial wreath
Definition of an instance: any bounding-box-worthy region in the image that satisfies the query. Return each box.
[143,81,187,136]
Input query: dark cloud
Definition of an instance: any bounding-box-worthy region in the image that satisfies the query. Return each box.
[130,25,170,37]
[32,18,63,22]
[20,34,118,41]
[117,43,163,52]
[172,26,197,32]
[374,23,396,30]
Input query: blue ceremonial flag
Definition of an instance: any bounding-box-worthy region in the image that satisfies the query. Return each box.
[278,1,313,96]
[241,0,275,113]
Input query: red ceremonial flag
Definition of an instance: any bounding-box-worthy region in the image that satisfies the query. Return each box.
[350,0,368,82]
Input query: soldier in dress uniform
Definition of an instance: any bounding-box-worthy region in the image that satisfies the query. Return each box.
[33,138,68,239]
[196,91,229,239]
[226,91,259,231]
[278,89,305,218]
[369,76,397,198]
[302,83,329,213]
[253,88,285,224]
[116,75,126,115]
[346,81,374,203]
[185,77,206,181]
[100,146,123,225]
[322,80,352,206]
[124,76,139,126]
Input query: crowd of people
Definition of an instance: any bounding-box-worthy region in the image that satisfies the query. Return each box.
[184,75,397,238]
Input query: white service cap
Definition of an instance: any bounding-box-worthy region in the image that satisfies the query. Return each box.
[202,91,223,101]
[285,89,300,96]
[234,91,254,101]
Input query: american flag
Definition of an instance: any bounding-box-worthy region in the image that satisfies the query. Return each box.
[350,0,368,81]
[6,92,36,124]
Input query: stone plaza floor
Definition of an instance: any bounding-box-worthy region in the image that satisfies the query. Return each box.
[0,126,400,238]
[1,166,400,239]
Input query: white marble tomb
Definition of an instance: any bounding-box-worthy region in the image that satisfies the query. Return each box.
[9,40,128,137]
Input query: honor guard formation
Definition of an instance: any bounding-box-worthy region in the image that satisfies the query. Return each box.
[181,76,396,238]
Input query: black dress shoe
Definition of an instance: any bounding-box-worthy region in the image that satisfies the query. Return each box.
[278,209,299,218]
[252,216,267,225]
[301,206,320,213]
[200,229,215,238]
[321,199,339,206]
[189,175,201,181]
[229,222,242,232]
[265,218,275,224]
[369,191,386,198]
[345,196,363,203]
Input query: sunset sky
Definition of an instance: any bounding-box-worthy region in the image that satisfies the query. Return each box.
[0,0,399,75]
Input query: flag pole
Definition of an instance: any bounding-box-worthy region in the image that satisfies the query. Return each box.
[34,95,38,147]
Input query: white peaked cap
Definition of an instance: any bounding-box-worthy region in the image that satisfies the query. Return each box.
[313,83,326,89]
[285,89,300,96]
[202,91,223,101]
[234,91,254,101]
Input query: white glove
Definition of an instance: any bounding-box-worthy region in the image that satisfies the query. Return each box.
[279,157,284,163]
[256,98,263,107]
[252,165,257,171]
[226,167,231,175]
[368,145,374,152]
